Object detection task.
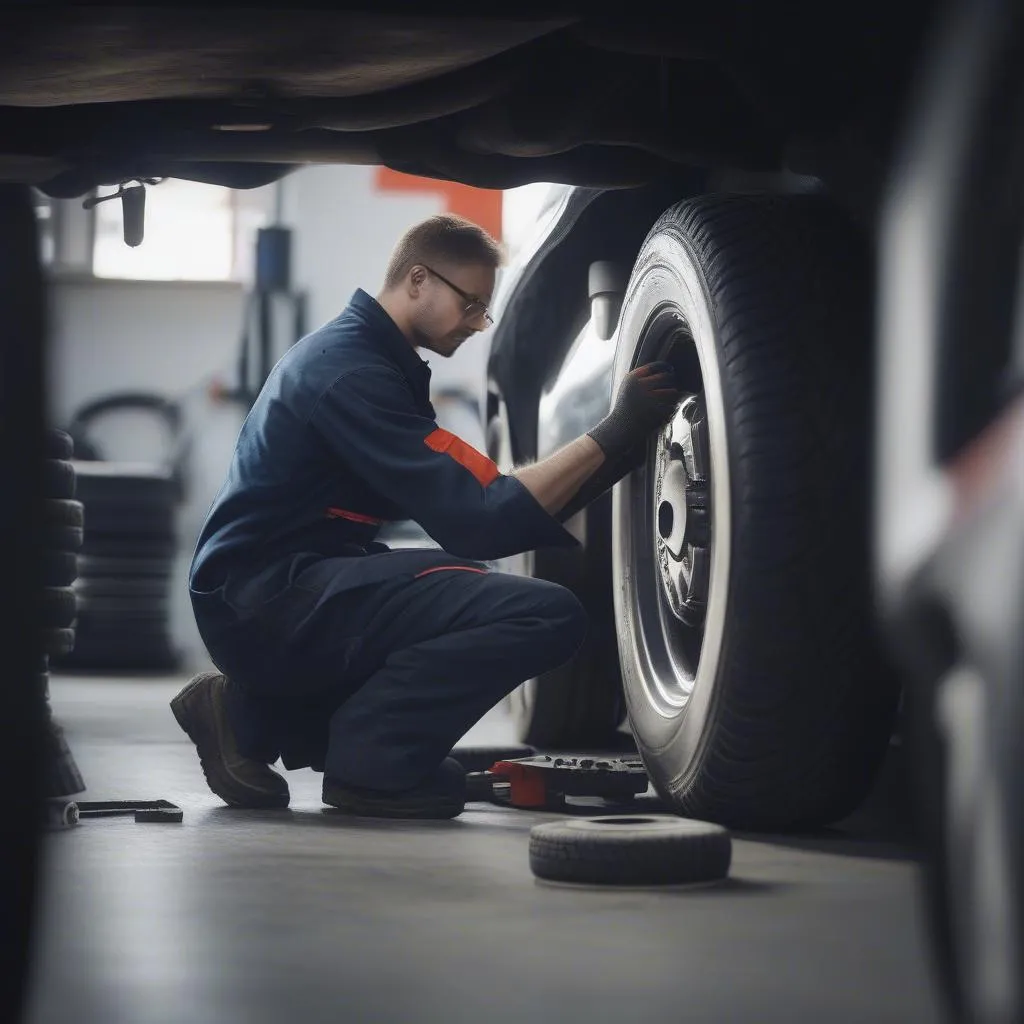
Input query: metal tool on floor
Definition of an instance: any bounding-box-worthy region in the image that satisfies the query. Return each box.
[44,797,183,828]
[465,754,650,810]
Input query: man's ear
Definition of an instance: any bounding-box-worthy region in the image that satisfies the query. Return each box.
[408,265,427,295]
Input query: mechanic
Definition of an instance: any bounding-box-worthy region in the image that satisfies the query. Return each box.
[173,213,681,819]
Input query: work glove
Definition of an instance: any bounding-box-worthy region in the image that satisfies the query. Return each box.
[556,362,682,523]
[587,361,682,460]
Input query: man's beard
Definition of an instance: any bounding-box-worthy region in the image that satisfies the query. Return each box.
[413,325,460,356]
[410,323,435,352]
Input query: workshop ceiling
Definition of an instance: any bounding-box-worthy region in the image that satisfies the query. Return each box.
[0,6,939,197]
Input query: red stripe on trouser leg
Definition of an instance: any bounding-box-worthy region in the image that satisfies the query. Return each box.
[326,507,384,525]
[414,566,488,579]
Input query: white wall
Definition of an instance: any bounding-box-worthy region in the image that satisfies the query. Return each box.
[282,164,492,414]
[46,278,252,670]
[46,279,245,429]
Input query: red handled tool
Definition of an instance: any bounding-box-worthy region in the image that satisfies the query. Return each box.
[465,754,650,810]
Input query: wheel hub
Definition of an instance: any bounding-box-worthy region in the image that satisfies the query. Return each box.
[656,394,712,628]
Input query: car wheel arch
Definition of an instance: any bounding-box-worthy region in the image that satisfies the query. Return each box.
[486,180,698,458]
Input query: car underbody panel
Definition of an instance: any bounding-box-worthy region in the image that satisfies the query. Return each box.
[0,7,938,198]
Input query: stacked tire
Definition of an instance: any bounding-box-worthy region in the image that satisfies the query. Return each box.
[48,392,187,673]
[41,428,85,797]
[56,463,181,671]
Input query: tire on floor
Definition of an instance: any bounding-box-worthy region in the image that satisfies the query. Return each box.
[529,815,731,885]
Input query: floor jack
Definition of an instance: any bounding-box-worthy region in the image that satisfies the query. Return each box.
[465,755,651,811]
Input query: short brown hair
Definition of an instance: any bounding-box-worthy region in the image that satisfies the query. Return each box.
[383,213,504,289]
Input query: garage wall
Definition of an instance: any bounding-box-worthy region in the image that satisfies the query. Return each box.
[46,279,245,430]
[283,163,495,407]
[45,163,503,670]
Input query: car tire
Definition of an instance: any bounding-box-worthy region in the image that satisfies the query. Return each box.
[41,628,76,659]
[875,2,1024,1017]
[43,499,84,552]
[612,193,901,831]
[43,459,75,499]
[529,815,732,885]
[45,428,73,460]
[40,587,77,629]
[42,550,78,588]
[56,460,181,672]
[486,384,625,749]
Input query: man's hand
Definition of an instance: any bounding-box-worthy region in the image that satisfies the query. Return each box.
[509,362,682,518]
[588,361,682,460]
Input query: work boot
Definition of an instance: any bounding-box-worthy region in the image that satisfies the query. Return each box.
[170,671,290,809]
[322,757,466,819]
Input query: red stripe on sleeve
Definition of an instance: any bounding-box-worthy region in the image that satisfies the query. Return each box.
[424,427,501,487]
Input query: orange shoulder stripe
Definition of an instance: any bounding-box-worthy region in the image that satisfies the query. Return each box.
[424,427,500,487]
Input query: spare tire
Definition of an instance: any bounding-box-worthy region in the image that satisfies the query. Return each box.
[75,576,170,600]
[44,498,83,529]
[45,429,73,460]
[41,628,75,659]
[41,551,78,588]
[45,524,83,553]
[43,459,75,499]
[73,463,179,507]
[612,194,901,831]
[529,815,731,885]
[65,391,188,500]
[79,537,177,560]
[40,587,76,629]
[43,499,84,553]
[57,451,181,672]
[77,555,173,578]
[62,625,178,671]
[77,502,175,538]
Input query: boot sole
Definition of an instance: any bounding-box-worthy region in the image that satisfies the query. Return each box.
[171,673,289,809]
[323,789,464,820]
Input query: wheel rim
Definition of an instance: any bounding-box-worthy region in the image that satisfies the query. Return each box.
[616,294,731,724]
[656,392,712,629]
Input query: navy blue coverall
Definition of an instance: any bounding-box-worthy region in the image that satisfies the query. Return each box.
[189,289,587,790]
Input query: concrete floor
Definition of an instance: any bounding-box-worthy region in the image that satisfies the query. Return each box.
[25,674,946,1024]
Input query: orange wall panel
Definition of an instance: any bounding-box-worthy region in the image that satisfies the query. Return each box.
[374,167,503,242]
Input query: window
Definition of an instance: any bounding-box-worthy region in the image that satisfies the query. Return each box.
[31,189,56,266]
[31,178,271,282]
[92,179,240,281]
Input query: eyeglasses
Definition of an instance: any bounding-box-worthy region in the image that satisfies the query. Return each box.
[423,265,494,326]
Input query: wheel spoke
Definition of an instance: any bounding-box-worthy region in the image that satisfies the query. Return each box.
[687,544,711,606]
[688,399,710,481]
[668,394,697,451]
[667,555,689,601]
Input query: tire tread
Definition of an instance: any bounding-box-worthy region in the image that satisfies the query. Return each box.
[628,194,900,829]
